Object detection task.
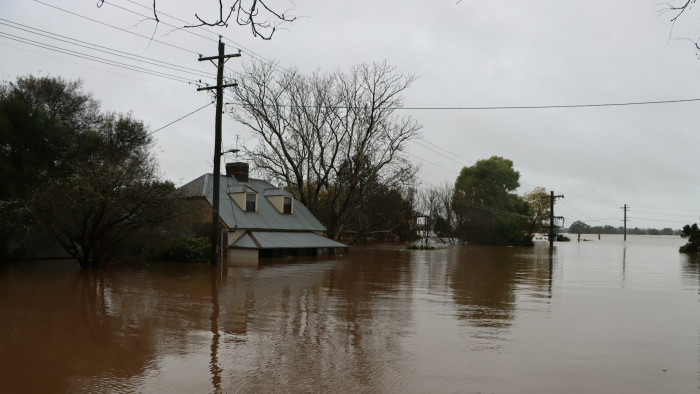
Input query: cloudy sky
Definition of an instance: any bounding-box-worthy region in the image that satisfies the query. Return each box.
[2,0,700,230]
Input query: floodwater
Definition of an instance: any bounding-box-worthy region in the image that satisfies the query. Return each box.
[1,235,699,393]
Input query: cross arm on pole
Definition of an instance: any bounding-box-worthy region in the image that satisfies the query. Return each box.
[197,83,238,91]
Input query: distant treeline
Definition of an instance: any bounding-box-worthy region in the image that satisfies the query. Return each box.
[566,220,680,236]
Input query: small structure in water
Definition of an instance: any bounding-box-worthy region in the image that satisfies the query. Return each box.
[179,162,348,265]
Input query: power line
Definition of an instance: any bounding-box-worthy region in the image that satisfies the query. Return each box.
[397,98,700,110]
[0,18,215,81]
[148,101,214,135]
[418,138,476,166]
[633,205,700,213]
[34,0,201,55]
[227,97,700,112]
[0,31,197,84]
[632,210,697,218]
[412,140,470,168]
[559,197,596,220]
[628,216,690,223]
[406,151,459,175]
[0,40,195,93]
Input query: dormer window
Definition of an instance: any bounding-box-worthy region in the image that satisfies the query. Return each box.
[283,197,292,214]
[263,188,293,214]
[228,184,258,212]
[246,193,257,212]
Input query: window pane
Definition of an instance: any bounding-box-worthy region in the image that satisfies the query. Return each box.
[246,194,256,212]
[283,197,292,214]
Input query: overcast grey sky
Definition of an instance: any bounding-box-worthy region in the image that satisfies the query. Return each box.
[2,0,700,230]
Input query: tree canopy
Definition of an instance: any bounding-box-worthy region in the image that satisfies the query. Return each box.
[451,156,531,246]
[522,186,551,238]
[680,223,700,253]
[0,75,184,267]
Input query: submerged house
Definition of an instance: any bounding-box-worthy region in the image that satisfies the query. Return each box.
[179,162,348,265]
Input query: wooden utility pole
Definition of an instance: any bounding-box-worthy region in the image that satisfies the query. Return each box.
[548,191,564,248]
[621,204,629,241]
[198,37,240,266]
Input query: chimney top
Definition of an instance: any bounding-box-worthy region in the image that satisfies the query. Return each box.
[225,162,249,182]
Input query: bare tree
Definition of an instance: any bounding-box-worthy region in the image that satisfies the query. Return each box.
[98,0,297,39]
[662,0,700,50]
[666,0,696,22]
[229,61,421,240]
[419,183,457,243]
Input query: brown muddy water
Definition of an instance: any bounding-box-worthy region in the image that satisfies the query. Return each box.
[1,235,699,393]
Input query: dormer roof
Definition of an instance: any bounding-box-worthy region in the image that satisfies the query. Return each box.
[179,173,326,232]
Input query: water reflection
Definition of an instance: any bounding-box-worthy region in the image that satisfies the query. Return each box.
[209,269,222,393]
[448,246,518,328]
[442,243,555,350]
[623,245,627,282]
[2,238,698,393]
[0,261,215,392]
[680,252,700,293]
[211,248,417,392]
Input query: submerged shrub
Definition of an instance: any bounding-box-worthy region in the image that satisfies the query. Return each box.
[142,236,210,263]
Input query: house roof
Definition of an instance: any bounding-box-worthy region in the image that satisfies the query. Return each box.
[232,231,347,249]
[179,173,327,232]
[227,184,257,194]
[263,188,292,197]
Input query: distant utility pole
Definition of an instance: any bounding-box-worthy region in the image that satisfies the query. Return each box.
[621,204,629,241]
[548,191,564,248]
[198,37,240,266]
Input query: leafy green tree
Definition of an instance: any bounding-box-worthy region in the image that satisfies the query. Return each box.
[523,186,550,238]
[680,223,700,253]
[451,156,531,246]
[0,75,100,201]
[0,75,185,267]
[33,113,185,267]
[0,76,95,258]
[568,220,592,234]
[7,75,101,133]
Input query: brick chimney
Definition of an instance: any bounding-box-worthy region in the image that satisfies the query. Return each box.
[225,162,249,182]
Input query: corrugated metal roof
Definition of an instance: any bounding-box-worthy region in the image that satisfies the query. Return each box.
[263,189,292,197]
[227,185,246,194]
[178,173,327,232]
[179,175,207,198]
[232,231,347,249]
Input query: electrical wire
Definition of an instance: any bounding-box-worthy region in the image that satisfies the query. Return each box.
[0,31,197,84]
[34,0,201,55]
[628,216,691,224]
[0,40,196,92]
[226,97,700,111]
[148,101,214,135]
[0,18,214,80]
[397,98,700,110]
